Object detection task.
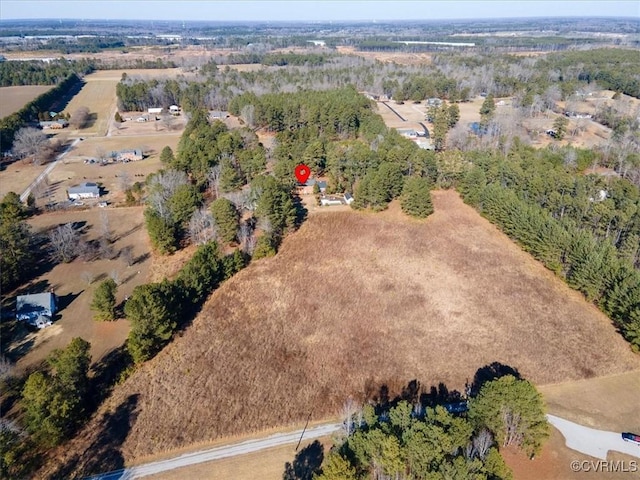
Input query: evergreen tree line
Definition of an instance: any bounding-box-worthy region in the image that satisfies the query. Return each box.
[459,147,640,350]
[124,241,246,364]
[0,192,35,291]
[0,58,94,87]
[306,375,547,480]
[0,73,83,148]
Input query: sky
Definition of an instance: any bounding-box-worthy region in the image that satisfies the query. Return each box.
[1,1,639,22]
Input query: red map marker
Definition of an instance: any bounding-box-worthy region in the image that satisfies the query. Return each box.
[295,164,311,184]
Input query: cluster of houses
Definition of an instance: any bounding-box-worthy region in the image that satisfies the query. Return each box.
[298,178,354,206]
[133,105,180,122]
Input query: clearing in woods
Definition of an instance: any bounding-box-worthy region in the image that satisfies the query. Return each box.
[0,85,53,118]
[45,189,639,476]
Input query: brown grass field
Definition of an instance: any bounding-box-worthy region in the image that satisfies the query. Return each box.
[57,69,190,137]
[0,85,53,118]
[40,190,639,478]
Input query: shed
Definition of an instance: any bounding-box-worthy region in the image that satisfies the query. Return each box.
[16,292,57,328]
[148,107,163,114]
[343,193,354,205]
[169,105,180,113]
[68,182,100,199]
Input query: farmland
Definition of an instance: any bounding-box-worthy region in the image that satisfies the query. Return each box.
[58,69,192,137]
[42,190,639,476]
[0,85,52,118]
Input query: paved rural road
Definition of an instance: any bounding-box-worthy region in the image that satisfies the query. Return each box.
[547,414,640,460]
[85,423,341,479]
[19,137,81,202]
[86,415,640,479]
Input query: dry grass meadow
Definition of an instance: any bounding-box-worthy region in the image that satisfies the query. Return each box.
[42,189,639,476]
[0,85,53,118]
[58,69,190,137]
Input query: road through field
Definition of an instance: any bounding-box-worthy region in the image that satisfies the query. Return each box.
[19,137,80,202]
[85,415,640,479]
[85,423,341,479]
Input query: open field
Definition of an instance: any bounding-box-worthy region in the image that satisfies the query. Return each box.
[375,96,613,149]
[56,69,192,137]
[40,189,640,476]
[0,159,49,199]
[0,85,52,118]
[3,206,151,370]
[336,45,434,65]
[540,370,640,433]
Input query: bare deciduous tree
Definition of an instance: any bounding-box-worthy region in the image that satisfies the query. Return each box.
[472,428,494,460]
[49,222,83,263]
[81,271,94,285]
[12,127,50,165]
[117,170,132,193]
[109,270,121,286]
[0,354,15,382]
[70,106,91,129]
[188,208,217,245]
[240,104,255,128]
[147,169,189,221]
[222,190,250,213]
[99,210,113,243]
[120,245,134,266]
[341,397,358,437]
[161,114,176,131]
[207,165,222,199]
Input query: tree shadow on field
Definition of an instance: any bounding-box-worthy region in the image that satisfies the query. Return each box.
[89,346,132,409]
[293,194,308,228]
[48,394,140,480]
[362,362,522,416]
[283,440,324,480]
[470,362,521,396]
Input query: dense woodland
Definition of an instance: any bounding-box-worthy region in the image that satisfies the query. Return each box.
[459,145,640,350]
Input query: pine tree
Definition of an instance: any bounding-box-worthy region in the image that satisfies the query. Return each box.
[400,177,433,218]
[90,278,117,321]
[210,198,239,244]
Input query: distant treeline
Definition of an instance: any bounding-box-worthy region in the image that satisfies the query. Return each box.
[0,73,82,148]
[541,49,640,99]
[0,58,94,86]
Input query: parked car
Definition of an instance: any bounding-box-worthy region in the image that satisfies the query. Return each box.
[622,432,640,445]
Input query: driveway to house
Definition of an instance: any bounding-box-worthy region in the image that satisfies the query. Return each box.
[19,137,81,202]
[85,423,342,479]
[547,414,640,460]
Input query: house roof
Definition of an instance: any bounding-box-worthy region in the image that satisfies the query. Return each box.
[16,292,55,313]
[68,182,100,195]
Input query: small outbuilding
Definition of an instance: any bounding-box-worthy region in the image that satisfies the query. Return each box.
[148,107,163,114]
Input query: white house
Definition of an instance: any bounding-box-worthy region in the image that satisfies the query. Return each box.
[321,197,343,206]
[169,105,180,114]
[68,182,100,200]
[148,107,163,114]
[343,193,354,205]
